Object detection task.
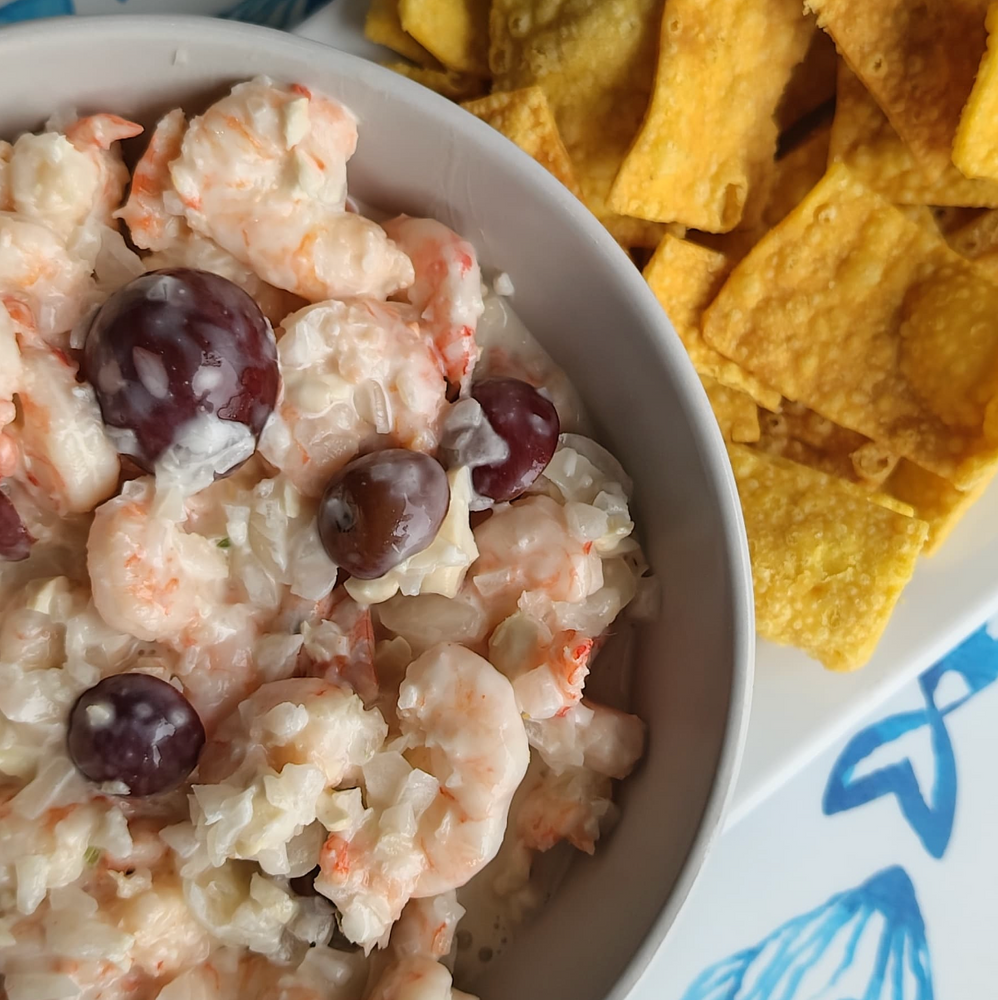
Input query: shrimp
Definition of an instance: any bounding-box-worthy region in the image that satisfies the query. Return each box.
[468,494,604,629]
[316,643,528,949]
[516,765,614,855]
[300,590,380,705]
[115,108,188,253]
[382,216,484,393]
[118,109,304,325]
[169,77,413,301]
[0,302,22,476]
[259,299,448,498]
[488,611,593,720]
[0,213,92,342]
[367,956,476,1000]
[523,700,646,780]
[390,893,465,962]
[87,477,228,644]
[7,344,120,515]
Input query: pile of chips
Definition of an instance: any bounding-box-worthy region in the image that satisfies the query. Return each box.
[366,0,998,672]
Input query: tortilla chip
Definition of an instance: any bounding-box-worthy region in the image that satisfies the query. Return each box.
[701,377,761,444]
[932,207,986,235]
[946,210,998,281]
[729,444,927,671]
[489,0,665,247]
[385,61,486,100]
[763,124,832,230]
[777,16,839,132]
[756,402,899,490]
[886,460,993,554]
[610,0,811,232]
[399,0,490,77]
[461,88,582,196]
[807,0,990,181]
[703,163,998,491]
[954,2,998,180]
[895,205,939,232]
[366,0,441,67]
[642,234,780,409]
[829,63,998,208]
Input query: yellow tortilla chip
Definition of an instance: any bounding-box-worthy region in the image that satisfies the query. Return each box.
[946,209,998,282]
[932,207,986,235]
[886,460,994,554]
[756,402,899,490]
[829,64,998,207]
[489,0,666,247]
[385,61,486,101]
[777,16,838,132]
[610,0,811,232]
[729,444,927,671]
[461,88,582,197]
[642,234,780,409]
[895,205,939,233]
[701,377,760,444]
[703,163,998,491]
[954,2,998,180]
[366,0,441,68]
[399,0,490,78]
[807,0,990,181]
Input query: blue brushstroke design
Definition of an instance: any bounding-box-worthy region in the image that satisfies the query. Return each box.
[0,0,74,23]
[220,0,330,29]
[680,866,933,1000]
[824,623,998,858]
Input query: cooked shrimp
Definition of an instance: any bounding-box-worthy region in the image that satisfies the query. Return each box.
[118,109,304,325]
[517,765,614,855]
[169,77,413,301]
[87,477,228,644]
[7,344,120,515]
[367,955,476,1000]
[115,108,188,253]
[0,213,92,342]
[391,892,464,961]
[259,299,448,497]
[301,591,379,705]
[197,677,388,788]
[317,643,528,949]
[468,495,604,628]
[524,700,646,780]
[382,216,484,393]
[0,303,22,477]
[488,611,593,720]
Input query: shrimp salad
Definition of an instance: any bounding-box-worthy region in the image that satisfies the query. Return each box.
[0,78,655,1000]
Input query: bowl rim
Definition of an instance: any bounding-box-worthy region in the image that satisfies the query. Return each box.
[0,14,756,996]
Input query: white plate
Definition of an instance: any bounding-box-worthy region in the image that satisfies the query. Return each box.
[296,1,998,830]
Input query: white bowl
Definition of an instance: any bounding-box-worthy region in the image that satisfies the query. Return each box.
[0,16,754,1000]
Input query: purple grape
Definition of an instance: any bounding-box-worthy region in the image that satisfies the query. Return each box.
[471,377,560,501]
[67,673,205,796]
[318,450,450,579]
[0,491,32,561]
[81,268,278,475]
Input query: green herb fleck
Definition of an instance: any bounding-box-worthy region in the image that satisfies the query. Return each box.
[217,537,232,549]
[84,846,102,866]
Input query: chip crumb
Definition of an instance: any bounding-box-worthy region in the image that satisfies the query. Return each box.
[610,0,812,232]
[462,87,582,197]
[808,0,990,181]
[729,444,928,671]
[642,234,780,409]
[829,63,998,208]
[703,163,998,491]
[954,1,998,181]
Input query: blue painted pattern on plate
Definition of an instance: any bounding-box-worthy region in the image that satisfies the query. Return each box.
[680,866,933,1000]
[0,0,74,23]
